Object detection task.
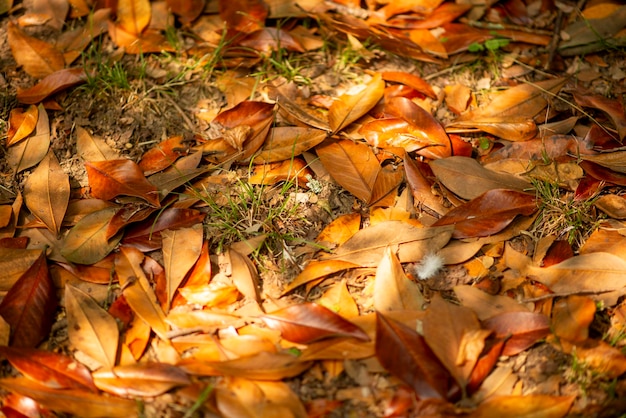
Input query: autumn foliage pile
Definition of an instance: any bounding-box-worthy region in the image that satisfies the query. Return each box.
[1,0,626,416]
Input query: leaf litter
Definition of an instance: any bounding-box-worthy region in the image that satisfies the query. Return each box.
[0,0,626,417]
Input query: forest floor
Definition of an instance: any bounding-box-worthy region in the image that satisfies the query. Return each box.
[1,0,626,417]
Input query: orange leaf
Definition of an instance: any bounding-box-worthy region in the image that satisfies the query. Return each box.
[0,346,97,392]
[261,303,370,344]
[7,21,64,78]
[381,71,437,99]
[93,363,190,397]
[219,0,267,33]
[60,207,122,264]
[328,73,384,134]
[0,251,56,348]
[117,0,150,35]
[552,295,596,342]
[483,312,550,356]
[254,127,327,163]
[162,225,203,311]
[138,135,188,175]
[85,159,160,207]
[8,103,50,174]
[473,395,574,418]
[16,68,87,104]
[6,105,38,146]
[316,139,380,203]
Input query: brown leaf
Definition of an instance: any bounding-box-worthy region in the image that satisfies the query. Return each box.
[375,312,457,400]
[0,251,56,348]
[7,21,64,78]
[374,247,424,312]
[93,363,190,397]
[16,68,87,104]
[432,189,537,239]
[523,252,626,306]
[316,139,380,203]
[166,0,205,23]
[0,346,97,392]
[430,156,532,200]
[557,339,626,378]
[75,126,120,162]
[483,312,550,356]
[324,221,453,267]
[315,212,361,247]
[8,103,51,174]
[65,284,119,370]
[85,159,160,207]
[162,225,203,311]
[228,248,261,302]
[579,151,626,174]
[422,294,484,390]
[454,285,529,321]
[472,395,574,418]
[0,248,44,292]
[261,303,370,344]
[6,105,37,146]
[254,127,327,163]
[23,150,69,236]
[573,91,626,140]
[448,118,538,142]
[248,158,311,185]
[148,151,209,198]
[61,207,122,264]
[240,28,305,53]
[0,377,137,417]
[328,73,384,134]
[115,246,169,340]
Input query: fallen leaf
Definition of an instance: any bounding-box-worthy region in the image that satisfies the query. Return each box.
[552,295,596,343]
[138,135,189,175]
[61,207,122,264]
[0,346,97,392]
[328,73,384,134]
[281,260,360,295]
[85,159,160,207]
[7,21,64,78]
[376,312,457,400]
[430,156,532,200]
[482,312,550,356]
[65,284,119,370]
[261,303,369,344]
[0,377,138,417]
[16,68,87,104]
[117,0,150,35]
[6,105,38,146]
[374,247,424,312]
[255,127,327,163]
[432,189,537,239]
[93,363,190,397]
[8,103,51,174]
[23,150,69,236]
[162,225,204,311]
[76,126,120,162]
[0,251,56,348]
[219,0,267,32]
[472,394,574,418]
[381,71,437,99]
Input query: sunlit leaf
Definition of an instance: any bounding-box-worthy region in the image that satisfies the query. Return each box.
[76,126,120,162]
[6,105,38,146]
[117,0,151,35]
[23,150,70,236]
[8,103,50,174]
[16,68,87,104]
[65,284,119,370]
[255,127,327,163]
[85,159,160,207]
[328,73,384,134]
[472,395,574,418]
[61,207,122,264]
[374,247,424,312]
[93,363,190,397]
[483,312,550,356]
[162,225,203,311]
[7,21,64,78]
[0,346,97,392]
[261,302,369,344]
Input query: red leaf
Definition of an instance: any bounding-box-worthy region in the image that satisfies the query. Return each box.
[219,0,268,33]
[432,189,537,239]
[0,346,97,392]
[85,159,160,207]
[375,312,459,400]
[0,252,56,348]
[261,303,370,344]
[381,71,436,100]
[482,312,550,356]
[138,135,189,175]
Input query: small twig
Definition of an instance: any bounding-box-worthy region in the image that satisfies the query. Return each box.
[522,289,615,302]
[544,9,564,71]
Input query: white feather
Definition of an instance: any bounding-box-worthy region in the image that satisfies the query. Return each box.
[414,253,445,280]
